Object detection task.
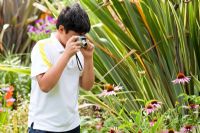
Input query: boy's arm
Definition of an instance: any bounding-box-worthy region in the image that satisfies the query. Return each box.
[36,36,81,93]
[36,52,70,92]
[79,42,95,91]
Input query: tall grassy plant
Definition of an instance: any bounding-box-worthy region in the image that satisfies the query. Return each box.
[81,0,199,100]
[0,0,39,54]
[77,0,200,125]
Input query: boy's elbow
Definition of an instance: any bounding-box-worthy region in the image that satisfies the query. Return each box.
[82,87,93,91]
[38,83,51,93]
[81,84,93,91]
[36,75,52,93]
[40,87,49,93]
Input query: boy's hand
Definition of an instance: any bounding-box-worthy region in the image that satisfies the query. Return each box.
[80,40,94,59]
[64,36,82,57]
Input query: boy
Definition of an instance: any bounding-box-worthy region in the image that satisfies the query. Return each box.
[28,3,94,133]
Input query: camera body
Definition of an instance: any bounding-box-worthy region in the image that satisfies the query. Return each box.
[79,36,87,48]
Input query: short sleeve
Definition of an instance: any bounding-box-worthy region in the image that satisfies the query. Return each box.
[31,43,52,78]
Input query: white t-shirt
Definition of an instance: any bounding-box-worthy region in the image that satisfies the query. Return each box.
[28,33,84,132]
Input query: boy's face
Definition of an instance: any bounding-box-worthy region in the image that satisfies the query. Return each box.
[62,30,80,45]
[58,25,81,46]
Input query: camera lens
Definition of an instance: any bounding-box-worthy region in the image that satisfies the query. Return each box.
[79,36,87,48]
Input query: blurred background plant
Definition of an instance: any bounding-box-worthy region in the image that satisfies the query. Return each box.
[0,0,37,54]
[27,14,56,42]
[0,53,30,132]
[0,95,29,132]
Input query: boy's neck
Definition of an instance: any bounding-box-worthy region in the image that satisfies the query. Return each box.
[55,32,66,48]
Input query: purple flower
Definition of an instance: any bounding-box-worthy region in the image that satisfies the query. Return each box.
[1,87,10,92]
[6,98,15,107]
[27,15,56,39]
[46,16,56,24]
[35,19,44,24]
[40,24,48,30]
[172,72,191,84]
[1,86,14,92]
[27,25,37,33]
[45,29,51,34]
[6,98,15,102]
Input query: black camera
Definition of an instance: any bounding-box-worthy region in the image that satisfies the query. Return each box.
[79,36,87,48]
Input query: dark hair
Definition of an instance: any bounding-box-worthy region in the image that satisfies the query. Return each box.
[56,3,90,34]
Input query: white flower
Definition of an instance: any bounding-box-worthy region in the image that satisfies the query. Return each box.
[98,84,123,97]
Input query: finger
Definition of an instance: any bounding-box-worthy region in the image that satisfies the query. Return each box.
[68,36,79,43]
[90,43,95,49]
[71,41,82,46]
[75,46,81,49]
[87,40,94,46]
[72,45,81,50]
[86,41,95,50]
[75,46,81,52]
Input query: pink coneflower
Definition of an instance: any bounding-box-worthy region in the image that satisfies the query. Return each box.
[96,122,103,131]
[145,104,155,115]
[110,129,115,133]
[92,105,101,111]
[150,118,157,127]
[144,100,162,115]
[189,104,199,109]
[150,100,162,109]
[183,104,199,110]
[172,72,191,84]
[109,127,122,133]
[161,128,179,133]
[180,125,194,133]
[98,84,123,97]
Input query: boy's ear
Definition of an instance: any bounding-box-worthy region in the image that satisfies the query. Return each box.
[58,25,65,33]
[58,25,68,34]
